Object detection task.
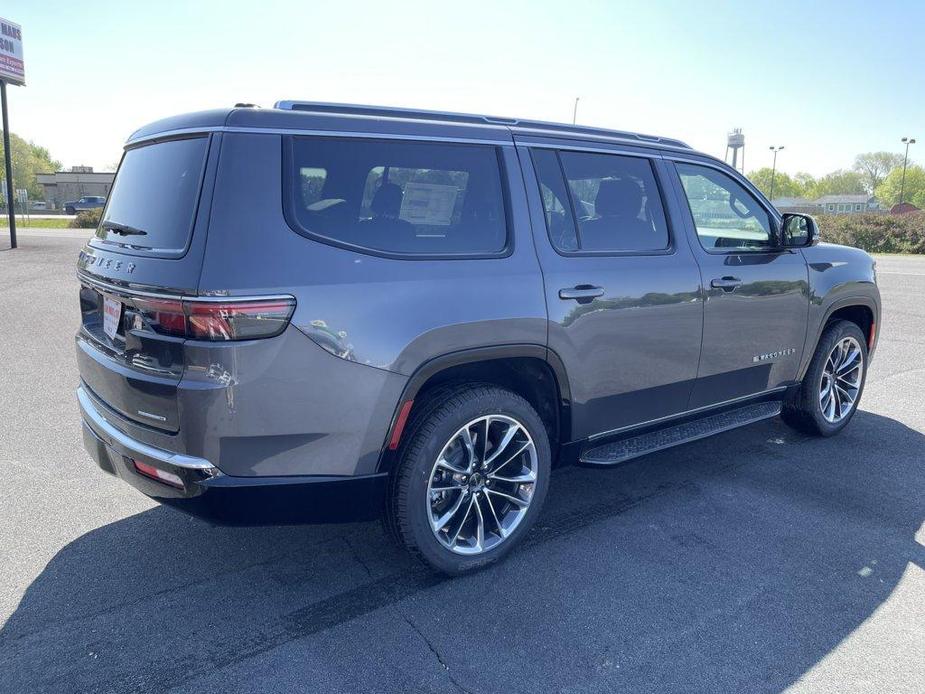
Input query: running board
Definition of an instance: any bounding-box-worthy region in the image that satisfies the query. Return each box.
[579,401,782,466]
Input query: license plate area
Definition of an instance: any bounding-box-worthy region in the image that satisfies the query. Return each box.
[103,295,123,340]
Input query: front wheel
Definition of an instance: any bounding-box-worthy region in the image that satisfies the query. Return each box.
[385,385,551,575]
[782,320,868,436]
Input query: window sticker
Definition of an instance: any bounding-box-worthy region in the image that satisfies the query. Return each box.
[399,183,459,226]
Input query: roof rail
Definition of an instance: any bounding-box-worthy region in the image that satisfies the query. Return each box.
[273,100,691,149]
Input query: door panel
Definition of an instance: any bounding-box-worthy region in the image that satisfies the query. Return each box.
[518,143,704,440]
[668,160,809,408]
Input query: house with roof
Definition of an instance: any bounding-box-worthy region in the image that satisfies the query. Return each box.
[814,194,879,215]
[771,197,822,214]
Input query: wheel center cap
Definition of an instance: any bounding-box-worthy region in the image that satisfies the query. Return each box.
[468,472,484,490]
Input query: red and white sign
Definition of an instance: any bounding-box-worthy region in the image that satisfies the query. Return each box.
[0,17,24,86]
[103,296,122,340]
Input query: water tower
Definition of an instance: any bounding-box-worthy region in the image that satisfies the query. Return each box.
[725,128,745,172]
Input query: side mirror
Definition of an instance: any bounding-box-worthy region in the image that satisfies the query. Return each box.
[781,213,818,248]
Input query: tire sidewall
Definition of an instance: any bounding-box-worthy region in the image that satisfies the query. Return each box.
[400,388,551,575]
[804,321,869,436]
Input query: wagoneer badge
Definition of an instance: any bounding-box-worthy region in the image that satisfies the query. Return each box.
[753,348,796,363]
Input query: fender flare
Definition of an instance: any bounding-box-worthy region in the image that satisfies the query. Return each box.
[377,344,572,470]
[799,295,878,380]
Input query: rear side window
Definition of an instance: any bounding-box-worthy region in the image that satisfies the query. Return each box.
[533,148,670,253]
[95,137,209,253]
[285,137,508,257]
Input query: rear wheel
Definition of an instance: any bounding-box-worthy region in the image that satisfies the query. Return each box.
[386,385,550,575]
[782,320,868,436]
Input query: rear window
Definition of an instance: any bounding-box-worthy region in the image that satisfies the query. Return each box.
[285,137,508,257]
[94,137,209,253]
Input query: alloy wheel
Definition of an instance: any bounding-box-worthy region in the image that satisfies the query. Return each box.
[819,336,864,424]
[426,415,538,555]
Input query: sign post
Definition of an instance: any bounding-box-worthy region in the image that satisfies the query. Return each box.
[0,17,25,249]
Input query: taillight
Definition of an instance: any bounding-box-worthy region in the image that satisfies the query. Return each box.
[133,297,295,341]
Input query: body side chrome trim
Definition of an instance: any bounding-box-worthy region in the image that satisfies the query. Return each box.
[78,385,215,470]
[586,387,789,441]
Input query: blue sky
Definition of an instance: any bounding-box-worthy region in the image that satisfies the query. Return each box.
[5,0,924,174]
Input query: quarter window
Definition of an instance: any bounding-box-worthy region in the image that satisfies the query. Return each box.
[286,137,507,256]
[676,163,774,251]
[533,149,670,253]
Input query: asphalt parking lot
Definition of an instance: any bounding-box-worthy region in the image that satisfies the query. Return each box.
[1,232,923,693]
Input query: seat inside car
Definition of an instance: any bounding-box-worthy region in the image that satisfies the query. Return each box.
[360,182,416,239]
[580,177,654,249]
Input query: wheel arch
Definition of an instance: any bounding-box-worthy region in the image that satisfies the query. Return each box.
[377,345,572,472]
[799,296,878,381]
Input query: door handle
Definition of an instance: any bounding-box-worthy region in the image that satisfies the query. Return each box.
[559,285,604,303]
[710,276,743,292]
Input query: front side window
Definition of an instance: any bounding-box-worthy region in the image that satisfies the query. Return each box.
[676,162,773,251]
[533,149,670,253]
[286,137,507,256]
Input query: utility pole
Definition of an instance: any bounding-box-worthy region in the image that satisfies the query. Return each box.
[769,145,784,200]
[572,97,579,125]
[900,137,916,205]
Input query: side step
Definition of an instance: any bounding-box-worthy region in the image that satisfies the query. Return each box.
[580,401,782,466]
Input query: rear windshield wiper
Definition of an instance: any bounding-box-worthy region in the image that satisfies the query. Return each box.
[101,221,147,236]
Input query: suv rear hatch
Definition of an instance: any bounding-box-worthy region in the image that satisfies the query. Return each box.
[76,134,217,432]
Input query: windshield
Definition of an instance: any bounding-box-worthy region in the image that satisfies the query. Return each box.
[95,137,209,253]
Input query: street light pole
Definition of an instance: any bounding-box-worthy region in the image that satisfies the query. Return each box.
[900,137,916,206]
[769,145,784,200]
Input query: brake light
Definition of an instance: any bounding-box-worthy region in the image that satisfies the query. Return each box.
[132,297,295,341]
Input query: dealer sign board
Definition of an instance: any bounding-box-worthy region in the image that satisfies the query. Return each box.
[0,18,24,86]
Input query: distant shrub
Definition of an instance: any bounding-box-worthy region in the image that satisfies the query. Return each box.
[71,208,103,229]
[817,212,925,254]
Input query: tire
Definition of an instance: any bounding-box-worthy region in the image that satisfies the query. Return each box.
[782,320,868,436]
[385,384,551,575]
[65,206,75,215]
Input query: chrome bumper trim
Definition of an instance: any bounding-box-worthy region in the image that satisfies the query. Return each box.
[77,385,215,470]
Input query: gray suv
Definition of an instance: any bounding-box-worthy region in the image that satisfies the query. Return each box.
[76,102,880,574]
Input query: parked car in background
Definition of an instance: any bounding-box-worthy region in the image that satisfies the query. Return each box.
[75,102,880,575]
[64,196,106,215]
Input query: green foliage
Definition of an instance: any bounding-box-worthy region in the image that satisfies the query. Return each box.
[71,207,103,229]
[818,212,925,254]
[853,152,905,194]
[0,132,61,201]
[794,172,816,192]
[804,169,866,198]
[747,167,803,198]
[874,165,925,209]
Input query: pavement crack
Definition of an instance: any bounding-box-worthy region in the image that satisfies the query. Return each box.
[343,536,373,578]
[402,613,474,694]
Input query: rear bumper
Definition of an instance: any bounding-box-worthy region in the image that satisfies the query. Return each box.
[78,385,387,524]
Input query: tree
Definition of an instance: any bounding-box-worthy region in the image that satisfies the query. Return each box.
[747,167,804,199]
[0,132,61,201]
[875,164,925,209]
[805,169,866,199]
[853,152,905,194]
[794,172,817,193]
